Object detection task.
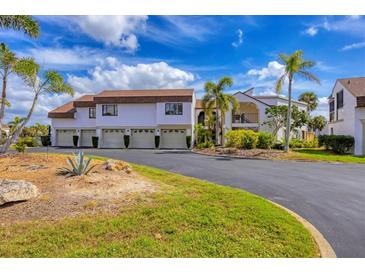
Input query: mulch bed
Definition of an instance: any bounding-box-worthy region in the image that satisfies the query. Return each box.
[193,147,284,160]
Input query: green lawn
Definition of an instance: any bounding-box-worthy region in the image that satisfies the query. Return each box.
[278,148,365,164]
[0,155,318,257]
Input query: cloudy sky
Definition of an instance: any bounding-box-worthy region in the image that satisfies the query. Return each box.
[1,15,365,124]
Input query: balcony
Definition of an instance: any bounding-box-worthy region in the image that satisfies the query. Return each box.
[232,113,259,128]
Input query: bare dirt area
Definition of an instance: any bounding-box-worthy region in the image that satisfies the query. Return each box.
[0,153,156,224]
[193,147,284,159]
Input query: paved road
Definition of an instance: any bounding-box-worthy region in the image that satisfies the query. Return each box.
[32,147,365,257]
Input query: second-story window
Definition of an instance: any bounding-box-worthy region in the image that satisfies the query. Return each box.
[89,107,96,119]
[337,90,344,109]
[102,104,118,116]
[165,103,183,115]
[329,100,335,122]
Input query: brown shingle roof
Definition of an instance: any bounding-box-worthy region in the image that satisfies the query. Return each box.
[338,77,365,97]
[96,89,194,97]
[48,101,76,118]
[94,89,193,104]
[73,95,95,107]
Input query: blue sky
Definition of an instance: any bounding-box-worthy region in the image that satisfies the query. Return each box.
[1,15,364,124]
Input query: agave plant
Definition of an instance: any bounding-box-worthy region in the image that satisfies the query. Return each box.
[57,151,95,176]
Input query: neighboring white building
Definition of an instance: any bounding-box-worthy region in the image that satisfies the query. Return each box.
[196,88,309,142]
[328,77,365,155]
[48,89,195,149]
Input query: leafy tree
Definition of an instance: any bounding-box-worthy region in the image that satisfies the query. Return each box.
[299,91,318,112]
[275,50,320,152]
[0,15,40,38]
[309,115,326,134]
[202,77,238,145]
[8,116,26,134]
[1,61,74,153]
[264,105,308,137]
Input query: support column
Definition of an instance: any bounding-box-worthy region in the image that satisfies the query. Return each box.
[96,128,102,148]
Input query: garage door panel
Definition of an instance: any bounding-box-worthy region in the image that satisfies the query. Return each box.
[160,129,186,149]
[80,130,96,147]
[56,129,76,147]
[102,129,124,148]
[131,129,155,148]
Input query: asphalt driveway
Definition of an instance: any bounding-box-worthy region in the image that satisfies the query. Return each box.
[31,147,365,257]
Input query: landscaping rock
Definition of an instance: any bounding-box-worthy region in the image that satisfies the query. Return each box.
[104,160,132,174]
[0,179,39,205]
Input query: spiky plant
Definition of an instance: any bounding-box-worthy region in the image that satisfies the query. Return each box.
[57,151,95,177]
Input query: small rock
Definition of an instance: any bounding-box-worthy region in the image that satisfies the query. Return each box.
[154,233,162,240]
[0,179,39,205]
[104,160,132,173]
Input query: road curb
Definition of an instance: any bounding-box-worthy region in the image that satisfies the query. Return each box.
[272,202,337,258]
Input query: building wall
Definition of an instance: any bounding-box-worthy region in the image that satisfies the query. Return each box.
[51,107,96,128]
[328,82,356,136]
[354,107,365,155]
[156,102,193,125]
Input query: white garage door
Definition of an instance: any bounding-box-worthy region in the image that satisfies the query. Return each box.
[80,129,96,147]
[160,129,186,149]
[102,129,125,148]
[56,129,76,147]
[131,129,155,148]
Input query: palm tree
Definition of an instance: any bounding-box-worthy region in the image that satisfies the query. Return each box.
[275,50,320,152]
[1,60,74,153]
[0,45,36,142]
[202,77,238,145]
[8,116,26,133]
[0,15,40,38]
[299,91,318,112]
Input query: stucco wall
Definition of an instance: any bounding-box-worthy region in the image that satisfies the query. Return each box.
[354,107,365,155]
[328,82,356,136]
[156,102,192,125]
[51,107,96,128]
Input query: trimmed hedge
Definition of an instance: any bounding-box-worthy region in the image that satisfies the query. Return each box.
[155,135,160,149]
[186,136,192,149]
[318,134,354,154]
[225,129,269,150]
[124,135,130,148]
[257,132,274,149]
[92,136,98,148]
[72,135,79,147]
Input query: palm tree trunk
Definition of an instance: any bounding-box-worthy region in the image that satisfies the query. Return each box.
[0,76,7,144]
[285,76,292,152]
[215,104,220,145]
[0,91,38,153]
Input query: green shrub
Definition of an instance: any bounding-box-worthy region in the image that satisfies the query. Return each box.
[272,142,284,150]
[224,129,258,149]
[242,130,259,149]
[225,129,245,148]
[318,135,354,154]
[124,135,130,148]
[289,138,304,148]
[186,136,192,149]
[155,135,160,149]
[22,136,38,147]
[14,138,27,153]
[196,140,215,149]
[303,138,319,148]
[257,132,274,149]
[92,136,98,148]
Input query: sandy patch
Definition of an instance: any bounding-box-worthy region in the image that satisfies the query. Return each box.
[0,153,156,224]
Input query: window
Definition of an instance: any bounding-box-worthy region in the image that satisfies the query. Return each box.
[89,107,96,119]
[329,100,335,122]
[165,103,183,115]
[102,105,117,116]
[337,90,344,109]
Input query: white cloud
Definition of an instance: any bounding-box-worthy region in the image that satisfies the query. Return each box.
[67,60,195,93]
[247,61,285,80]
[232,29,244,48]
[304,26,318,36]
[74,16,148,52]
[312,96,329,118]
[340,41,365,51]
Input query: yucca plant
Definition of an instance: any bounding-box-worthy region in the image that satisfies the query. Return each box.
[57,151,95,176]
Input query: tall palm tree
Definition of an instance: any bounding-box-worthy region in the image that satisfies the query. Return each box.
[1,60,74,153]
[299,91,318,112]
[275,50,320,152]
[0,15,40,38]
[0,45,36,141]
[202,77,238,146]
